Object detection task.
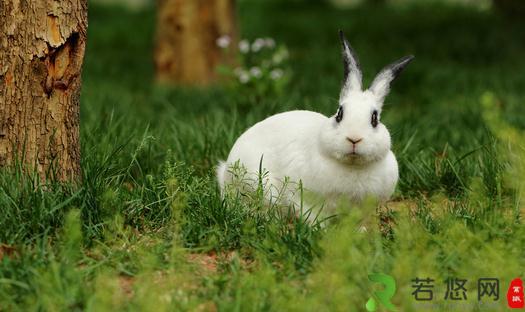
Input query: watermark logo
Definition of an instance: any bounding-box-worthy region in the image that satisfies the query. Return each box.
[365,274,523,310]
[444,278,468,300]
[411,277,434,301]
[478,278,499,301]
[507,278,524,309]
[411,277,501,302]
[366,273,397,312]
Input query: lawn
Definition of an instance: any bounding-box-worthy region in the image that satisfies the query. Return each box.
[1,1,524,311]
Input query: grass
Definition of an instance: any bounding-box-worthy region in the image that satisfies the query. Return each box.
[1,1,525,310]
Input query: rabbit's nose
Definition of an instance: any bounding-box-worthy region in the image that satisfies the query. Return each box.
[346,137,363,144]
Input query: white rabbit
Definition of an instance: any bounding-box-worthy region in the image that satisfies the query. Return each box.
[217,31,414,219]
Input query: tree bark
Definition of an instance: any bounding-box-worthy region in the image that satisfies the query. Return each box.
[0,0,87,182]
[154,0,237,85]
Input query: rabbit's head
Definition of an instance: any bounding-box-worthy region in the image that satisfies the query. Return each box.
[319,31,414,166]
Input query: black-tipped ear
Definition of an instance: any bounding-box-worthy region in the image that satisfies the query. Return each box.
[369,55,414,103]
[339,30,362,99]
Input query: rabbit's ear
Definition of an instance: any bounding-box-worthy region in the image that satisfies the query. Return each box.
[369,55,414,103]
[339,30,362,99]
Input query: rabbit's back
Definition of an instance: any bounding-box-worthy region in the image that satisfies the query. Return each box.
[225,110,325,175]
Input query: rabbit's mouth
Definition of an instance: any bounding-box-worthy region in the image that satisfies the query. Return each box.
[344,152,365,162]
[342,152,369,166]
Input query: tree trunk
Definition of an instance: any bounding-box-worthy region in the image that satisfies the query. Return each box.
[0,0,87,182]
[155,0,237,85]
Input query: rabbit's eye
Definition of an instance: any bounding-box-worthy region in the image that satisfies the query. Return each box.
[371,110,379,127]
[335,106,344,123]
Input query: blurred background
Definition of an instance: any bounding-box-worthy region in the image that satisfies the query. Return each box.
[90,0,495,10]
[82,0,525,157]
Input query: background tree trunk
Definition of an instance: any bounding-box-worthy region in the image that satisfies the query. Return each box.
[155,0,237,85]
[0,0,87,182]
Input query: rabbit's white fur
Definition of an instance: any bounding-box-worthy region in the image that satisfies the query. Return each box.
[217,31,413,217]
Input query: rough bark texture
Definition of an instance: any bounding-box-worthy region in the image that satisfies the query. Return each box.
[0,0,87,181]
[155,0,237,85]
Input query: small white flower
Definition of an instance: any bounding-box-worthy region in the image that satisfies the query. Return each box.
[216,35,231,48]
[238,40,250,53]
[270,69,284,80]
[251,38,265,52]
[250,67,262,78]
[265,38,276,49]
[239,72,250,84]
